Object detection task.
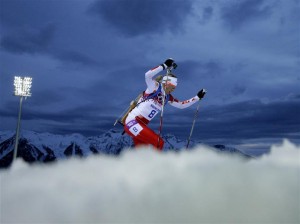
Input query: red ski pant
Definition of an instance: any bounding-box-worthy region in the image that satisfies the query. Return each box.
[124,117,164,150]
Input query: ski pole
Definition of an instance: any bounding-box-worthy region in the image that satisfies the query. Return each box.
[157,63,178,148]
[113,94,141,126]
[113,103,131,126]
[157,67,171,147]
[158,67,171,132]
[186,101,201,149]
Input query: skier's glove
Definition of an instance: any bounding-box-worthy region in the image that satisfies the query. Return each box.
[162,58,177,69]
[197,89,206,99]
[164,58,174,67]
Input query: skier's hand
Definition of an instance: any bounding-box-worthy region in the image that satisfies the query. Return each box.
[164,58,174,67]
[197,89,206,99]
[163,58,179,69]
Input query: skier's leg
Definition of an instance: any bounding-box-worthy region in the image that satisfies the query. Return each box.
[124,121,146,147]
[133,137,145,147]
[134,126,164,150]
[124,119,164,150]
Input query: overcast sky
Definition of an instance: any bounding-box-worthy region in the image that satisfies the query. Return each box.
[0,0,299,149]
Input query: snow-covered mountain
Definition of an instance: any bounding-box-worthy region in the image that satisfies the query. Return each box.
[0,129,252,168]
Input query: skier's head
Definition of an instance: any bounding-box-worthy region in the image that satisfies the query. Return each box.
[162,74,177,94]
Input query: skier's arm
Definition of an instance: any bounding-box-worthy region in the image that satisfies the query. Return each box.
[144,59,175,94]
[145,65,164,93]
[169,89,206,109]
[168,95,200,109]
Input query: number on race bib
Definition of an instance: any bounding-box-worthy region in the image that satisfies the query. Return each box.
[129,123,143,136]
[148,110,157,118]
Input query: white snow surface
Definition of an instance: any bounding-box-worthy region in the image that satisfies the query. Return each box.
[1,139,299,223]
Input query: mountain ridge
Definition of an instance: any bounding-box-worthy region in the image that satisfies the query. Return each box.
[0,129,252,168]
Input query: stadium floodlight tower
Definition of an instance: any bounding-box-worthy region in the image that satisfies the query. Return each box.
[13,76,32,162]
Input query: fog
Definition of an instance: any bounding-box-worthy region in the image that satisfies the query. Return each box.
[1,140,299,223]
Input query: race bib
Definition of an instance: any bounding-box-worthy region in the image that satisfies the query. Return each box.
[126,120,143,136]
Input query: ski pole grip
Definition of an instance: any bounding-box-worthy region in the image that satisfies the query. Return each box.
[172,63,177,69]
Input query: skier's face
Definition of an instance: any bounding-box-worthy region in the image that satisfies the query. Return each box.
[164,84,176,94]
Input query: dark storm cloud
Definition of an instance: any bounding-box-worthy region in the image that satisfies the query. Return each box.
[25,105,116,137]
[231,84,247,96]
[26,90,65,106]
[0,24,56,54]
[221,0,273,30]
[89,0,193,36]
[287,93,300,100]
[199,6,214,24]
[203,6,213,19]
[0,100,113,127]
[164,97,300,141]
[2,92,299,140]
[0,0,298,148]
[55,51,99,67]
[0,25,100,67]
[0,89,81,120]
[0,0,40,27]
[178,60,224,79]
[0,0,68,28]
[0,0,97,67]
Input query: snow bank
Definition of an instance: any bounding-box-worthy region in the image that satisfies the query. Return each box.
[1,139,299,223]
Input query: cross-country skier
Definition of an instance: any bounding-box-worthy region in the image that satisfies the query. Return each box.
[124,58,206,150]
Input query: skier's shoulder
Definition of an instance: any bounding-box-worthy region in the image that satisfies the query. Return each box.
[145,81,160,94]
[168,94,179,103]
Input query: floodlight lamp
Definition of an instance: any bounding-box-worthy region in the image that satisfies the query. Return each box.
[14,76,32,97]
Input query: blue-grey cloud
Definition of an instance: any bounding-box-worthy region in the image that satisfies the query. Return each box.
[177,60,224,80]
[164,97,300,142]
[88,0,194,37]
[25,90,65,106]
[0,26,101,67]
[55,51,99,67]
[0,0,71,28]
[0,24,56,54]
[0,0,41,27]
[0,0,98,68]
[221,0,273,30]
[286,93,300,100]
[0,0,299,151]
[231,84,247,96]
[2,95,299,144]
[0,100,114,136]
[199,6,214,24]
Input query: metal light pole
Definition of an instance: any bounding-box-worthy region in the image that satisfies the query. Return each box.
[13,76,32,162]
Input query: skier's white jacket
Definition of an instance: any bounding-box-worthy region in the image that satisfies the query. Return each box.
[126,65,200,124]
